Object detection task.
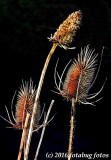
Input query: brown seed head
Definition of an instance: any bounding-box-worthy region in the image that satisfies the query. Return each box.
[54,46,104,105]
[0,80,41,130]
[63,47,96,101]
[49,10,82,49]
[15,80,40,130]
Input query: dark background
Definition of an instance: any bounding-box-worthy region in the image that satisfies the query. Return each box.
[0,0,111,159]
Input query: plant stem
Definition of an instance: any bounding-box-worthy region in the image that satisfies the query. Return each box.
[34,100,55,160]
[24,43,58,160]
[17,113,30,160]
[68,98,75,160]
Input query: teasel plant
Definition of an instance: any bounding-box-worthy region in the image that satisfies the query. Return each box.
[25,10,82,159]
[53,45,106,160]
[0,79,54,160]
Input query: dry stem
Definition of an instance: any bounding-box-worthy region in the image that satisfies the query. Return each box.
[68,98,75,160]
[24,43,58,160]
[34,100,55,160]
[17,113,30,160]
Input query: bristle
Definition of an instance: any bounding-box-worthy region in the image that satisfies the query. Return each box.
[49,10,82,49]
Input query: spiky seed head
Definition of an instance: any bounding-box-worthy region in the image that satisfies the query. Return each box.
[15,80,40,130]
[0,80,41,132]
[49,10,82,49]
[55,46,102,105]
[63,46,97,102]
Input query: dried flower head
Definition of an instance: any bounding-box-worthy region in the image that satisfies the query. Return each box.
[0,80,41,131]
[15,80,40,130]
[48,10,82,49]
[54,45,105,105]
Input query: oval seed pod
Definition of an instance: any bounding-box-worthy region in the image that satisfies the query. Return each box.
[49,10,82,49]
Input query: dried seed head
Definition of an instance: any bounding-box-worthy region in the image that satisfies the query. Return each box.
[54,46,104,105]
[0,80,41,130]
[49,10,82,49]
[15,80,40,130]
[63,46,97,101]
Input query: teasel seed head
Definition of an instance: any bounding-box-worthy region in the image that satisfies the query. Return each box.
[48,10,82,50]
[15,80,40,130]
[54,45,105,105]
[0,79,41,130]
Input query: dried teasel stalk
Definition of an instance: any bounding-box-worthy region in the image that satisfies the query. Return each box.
[25,10,82,160]
[54,45,105,160]
[0,80,42,160]
[48,10,82,49]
